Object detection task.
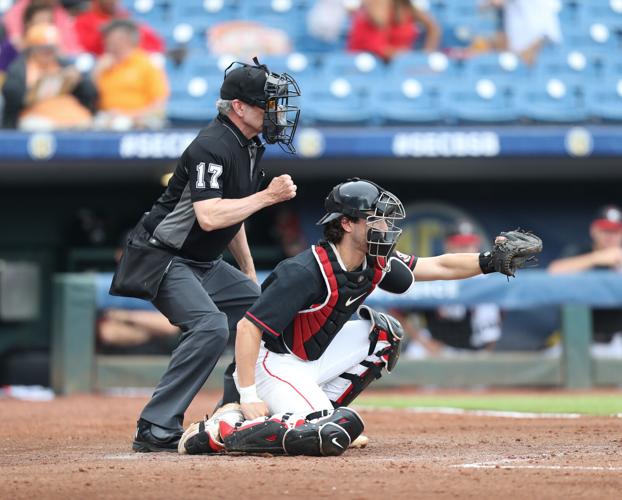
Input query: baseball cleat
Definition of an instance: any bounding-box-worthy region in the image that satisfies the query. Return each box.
[178,403,244,455]
[133,418,182,453]
[178,419,224,455]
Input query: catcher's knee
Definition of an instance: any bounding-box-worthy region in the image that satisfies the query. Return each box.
[223,407,365,457]
[284,421,350,456]
[358,305,404,373]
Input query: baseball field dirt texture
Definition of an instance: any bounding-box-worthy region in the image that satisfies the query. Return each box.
[1,390,621,499]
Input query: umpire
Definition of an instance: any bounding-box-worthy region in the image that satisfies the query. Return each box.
[110,58,302,452]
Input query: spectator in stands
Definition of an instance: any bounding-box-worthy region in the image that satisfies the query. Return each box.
[98,308,181,354]
[548,205,622,357]
[2,23,97,129]
[347,0,441,62]
[93,19,168,130]
[75,0,164,56]
[1,2,57,83]
[307,0,349,45]
[3,0,83,55]
[482,0,562,65]
[392,220,502,358]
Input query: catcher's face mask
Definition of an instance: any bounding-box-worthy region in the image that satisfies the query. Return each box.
[365,190,405,270]
[316,178,406,270]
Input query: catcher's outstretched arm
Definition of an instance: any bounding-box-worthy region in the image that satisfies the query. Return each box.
[414,253,482,281]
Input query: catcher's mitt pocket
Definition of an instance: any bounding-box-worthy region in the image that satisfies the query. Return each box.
[109,227,173,301]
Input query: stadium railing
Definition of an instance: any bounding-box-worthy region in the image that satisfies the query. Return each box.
[50,270,622,394]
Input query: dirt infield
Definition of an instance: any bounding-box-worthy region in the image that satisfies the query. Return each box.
[1,391,621,499]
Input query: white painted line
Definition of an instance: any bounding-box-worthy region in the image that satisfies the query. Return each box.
[356,406,589,419]
[103,453,141,460]
[453,463,622,472]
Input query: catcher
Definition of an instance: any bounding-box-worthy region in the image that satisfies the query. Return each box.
[179,178,542,457]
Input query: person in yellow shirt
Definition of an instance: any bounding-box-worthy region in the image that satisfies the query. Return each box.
[93,19,168,129]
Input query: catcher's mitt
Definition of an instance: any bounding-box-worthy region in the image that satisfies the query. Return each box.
[479,229,543,277]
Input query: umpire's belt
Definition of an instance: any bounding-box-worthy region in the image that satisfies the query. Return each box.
[148,236,171,250]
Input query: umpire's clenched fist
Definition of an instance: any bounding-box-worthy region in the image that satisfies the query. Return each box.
[265,174,297,204]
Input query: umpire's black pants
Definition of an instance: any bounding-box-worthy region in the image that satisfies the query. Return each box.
[139,256,259,430]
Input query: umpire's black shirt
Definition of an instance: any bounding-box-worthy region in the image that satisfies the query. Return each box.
[143,114,265,262]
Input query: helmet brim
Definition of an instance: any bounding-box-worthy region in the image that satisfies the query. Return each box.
[316,212,343,225]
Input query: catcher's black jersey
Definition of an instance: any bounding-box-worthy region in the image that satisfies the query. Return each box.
[245,242,418,360]
[143,114,265,262]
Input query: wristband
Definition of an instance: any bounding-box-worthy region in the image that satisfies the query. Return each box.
[479,251,495,274]
[239,384,261,404]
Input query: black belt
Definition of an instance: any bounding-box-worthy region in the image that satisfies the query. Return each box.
[147,236,169,249]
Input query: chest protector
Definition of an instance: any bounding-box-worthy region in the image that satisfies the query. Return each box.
[283,242,384,361]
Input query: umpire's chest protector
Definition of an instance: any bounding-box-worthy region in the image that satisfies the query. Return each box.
[285,242,384,361]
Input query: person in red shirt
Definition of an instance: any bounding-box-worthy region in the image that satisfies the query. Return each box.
[75,0,164,55]
[347,0,441,61]
[4,0,83,54]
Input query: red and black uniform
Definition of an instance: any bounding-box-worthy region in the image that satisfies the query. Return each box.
[245,241,417,360]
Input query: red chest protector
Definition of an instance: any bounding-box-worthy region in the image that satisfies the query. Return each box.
[283,242,384,361]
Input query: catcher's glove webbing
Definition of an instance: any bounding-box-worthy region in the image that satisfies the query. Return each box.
[479,228,543,278]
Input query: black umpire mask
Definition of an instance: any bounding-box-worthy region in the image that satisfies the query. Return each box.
[222,57,301,153]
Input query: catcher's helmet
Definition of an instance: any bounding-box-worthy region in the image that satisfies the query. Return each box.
[317,178,406,268]
[221,57,301,153]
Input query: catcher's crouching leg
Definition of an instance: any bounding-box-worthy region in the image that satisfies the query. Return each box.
[332,306,404,407]
[178,403,245,454]
[222,407,365,457]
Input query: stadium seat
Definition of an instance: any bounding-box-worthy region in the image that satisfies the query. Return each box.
[442,78,519,123]
[237,0,306,41]
[167,75,220,123]
[259,53,315,77]
[534,49,597,85]
[122,0,168,24]
[301,77,373,125]
[321,52,384,76]
[463,52,530,83]
[563,20,621,50]
[318,52,385,93]
[576,0,622,24]
[516,77,587,123]
[602,56,622,78]
[238,0,307,17]
[160,21,209,50]
[585,77,622,121]
[441,12,498,48]
[554,0,581,24]
[181,53,235,79]
[411,0,444,18]
[372,76,444,124]
[389,51,458,80]
[438,0,480,18]
[169,0,237,26]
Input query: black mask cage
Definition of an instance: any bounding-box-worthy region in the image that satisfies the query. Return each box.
[224,57,301,153]
[263,71,301,153]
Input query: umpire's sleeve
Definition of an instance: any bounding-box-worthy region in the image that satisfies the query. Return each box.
[187,141,229,202]
[244,262,321,339]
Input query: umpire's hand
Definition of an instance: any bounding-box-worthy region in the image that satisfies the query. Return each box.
[265,174,297,204]
[241,401,270,421]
